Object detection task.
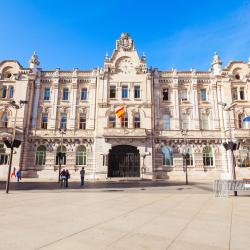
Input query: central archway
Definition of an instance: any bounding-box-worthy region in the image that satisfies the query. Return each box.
[108,145,140,177]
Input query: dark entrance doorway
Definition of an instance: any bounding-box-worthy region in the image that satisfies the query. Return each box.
[108,145,140,177]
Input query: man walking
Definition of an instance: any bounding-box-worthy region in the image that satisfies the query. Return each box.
[16,169,21,182]
[80,167,85,187]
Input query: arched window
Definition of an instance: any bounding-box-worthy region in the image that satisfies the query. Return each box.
[162,146,173,166]
[134,113,140,128]
[0,143,8,165]
[203,146,213,166]
[121,112,128,128]
[1,112,8,128]
[76,145,87,165]
[56,145,67,165]
[36,145,46,165]
[185,147,193,166]
[9,86,14,98]
[182,114,189,130]
[202,114,209,130]
[163,114,170,130]
[108,112,116,128]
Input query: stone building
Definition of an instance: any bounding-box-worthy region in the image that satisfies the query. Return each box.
[1,33,250,180]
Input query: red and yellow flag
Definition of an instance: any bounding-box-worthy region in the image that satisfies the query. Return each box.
[115,106,125,119]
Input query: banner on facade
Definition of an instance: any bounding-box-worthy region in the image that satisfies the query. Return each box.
[243,116,250,122]
[115,106,125,119]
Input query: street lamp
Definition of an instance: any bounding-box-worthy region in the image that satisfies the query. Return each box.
[4,100,28,193]
[58,127,66,183]
[181,129,188,185]
[218,102,237,196]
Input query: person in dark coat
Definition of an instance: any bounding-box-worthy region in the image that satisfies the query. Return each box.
[80,167,85,187]
[16,169,22,182]
[60,169,66,188]
[65,169,70,188]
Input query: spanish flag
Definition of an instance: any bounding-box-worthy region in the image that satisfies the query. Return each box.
[115,106,125,119]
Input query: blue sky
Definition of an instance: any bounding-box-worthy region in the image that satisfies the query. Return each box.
[0,0,250,70]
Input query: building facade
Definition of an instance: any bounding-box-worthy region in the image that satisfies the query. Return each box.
[1,33,250,180]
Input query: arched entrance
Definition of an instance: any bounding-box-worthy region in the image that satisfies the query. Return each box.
[108,145,140,177]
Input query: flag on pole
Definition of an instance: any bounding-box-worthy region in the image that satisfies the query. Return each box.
[243,116,250,122]
[115,106,125,119]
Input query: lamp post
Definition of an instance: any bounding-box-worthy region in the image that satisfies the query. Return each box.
[58,127,66,183]
[5,100,28,193]
[181,129,188,185]
[219,102,237,196]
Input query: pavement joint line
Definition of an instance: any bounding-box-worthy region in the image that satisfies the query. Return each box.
[165,195,213,250]
[229,198,234,250]
[34,194,171,250]
[107,193,192,247]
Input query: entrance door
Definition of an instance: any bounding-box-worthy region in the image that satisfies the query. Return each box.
[108,145,140,177]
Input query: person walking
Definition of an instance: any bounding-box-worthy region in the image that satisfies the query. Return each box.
[60,169,66,188]
[80,167,85,187]
[11,167,16,178]
[16,169,22,182]
[65,169,70,188]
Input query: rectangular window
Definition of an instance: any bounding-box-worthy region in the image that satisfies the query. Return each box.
[62,88,69,100]
[163,88,169,101]
[202,115,209,130]
[109,86,116,98]
[9,86,14,98]
[240,87,245,100]
[182,114,189,130]
[1,86,7,98]
[232,88,238,100]
[44,87,50,100]
[41,114,48,129]
[134,86,140,99]
[200,89,207,101]
[122,86,128,99]
[79,114,86,130]
[163,114,170,130]
[81,88,88,100]
[60,113,67,129]
[181,89,188,101]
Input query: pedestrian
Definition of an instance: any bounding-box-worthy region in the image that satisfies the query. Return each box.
[11,167,16,178]
[80,167,85,187]
[16,169,22,182]
[65,169,70,188]
[60,169,66,188]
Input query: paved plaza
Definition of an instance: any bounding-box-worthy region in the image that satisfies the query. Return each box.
[0,180,250,250]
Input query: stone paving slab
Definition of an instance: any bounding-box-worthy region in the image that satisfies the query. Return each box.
[0,182,250,250]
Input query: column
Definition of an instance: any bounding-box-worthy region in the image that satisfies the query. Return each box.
[172,78,180,130]
[88,79,96,129]
[68,78,77,129]
[211,80,220,129]
[191,78,200,129]
[49,78,59,129]
[31,78,41,128]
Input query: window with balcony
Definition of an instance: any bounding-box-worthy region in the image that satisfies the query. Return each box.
[200,89,207,101]
[81,88,88,100]
[122,86,129,99]
[60,113,67,129]
[44,87,50,100]
[121,113,128,128]
[41,114,48,129]
[133,113,140,128]
[134,86,140,99]
[162,88,169,101]
[79,113,86,130]
[62,88,69,101]
[108,113,116,128]
[109,85,116,98]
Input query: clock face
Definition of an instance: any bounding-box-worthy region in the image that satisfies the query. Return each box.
[117,57,134,74]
